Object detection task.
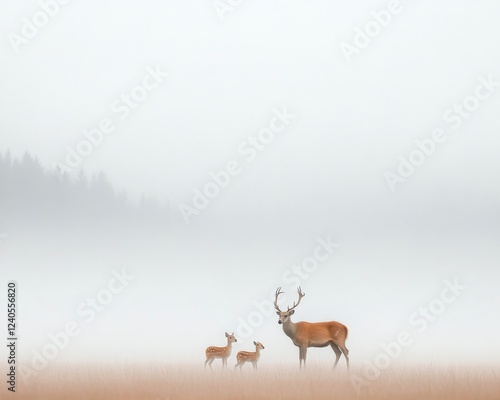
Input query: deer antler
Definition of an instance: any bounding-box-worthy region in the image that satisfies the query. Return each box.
[274,287,284,312]
[287,286,305,312]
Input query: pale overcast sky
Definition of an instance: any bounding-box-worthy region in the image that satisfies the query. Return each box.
[0,1,499,367]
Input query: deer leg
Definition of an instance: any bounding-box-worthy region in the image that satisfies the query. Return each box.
[206,358,214,370]
[252,361,257,370]
[330,343,342,369]
[338,344,350,369]
[299,346,307,369]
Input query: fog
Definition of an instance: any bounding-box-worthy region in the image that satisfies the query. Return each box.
[0,0,499,372]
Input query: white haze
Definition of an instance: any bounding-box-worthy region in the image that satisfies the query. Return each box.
[0,0,499,369]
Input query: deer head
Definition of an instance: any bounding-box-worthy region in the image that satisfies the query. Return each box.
[225,332,237,343]
[253,341,265,350]
[274,286,305,324]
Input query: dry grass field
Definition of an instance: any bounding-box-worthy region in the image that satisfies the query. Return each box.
[15,363,500,400]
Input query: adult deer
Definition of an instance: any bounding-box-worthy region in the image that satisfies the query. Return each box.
[235,341,265,371]
[204,332,237,369]
[274,287,349,369]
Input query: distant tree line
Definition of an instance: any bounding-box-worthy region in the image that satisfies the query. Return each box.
[0,150,168,230]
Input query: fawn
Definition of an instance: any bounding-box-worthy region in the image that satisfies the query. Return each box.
[235,341,265,370]
[205,332,237,369]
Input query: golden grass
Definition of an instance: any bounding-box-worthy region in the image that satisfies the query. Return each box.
[15,363,500,400]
